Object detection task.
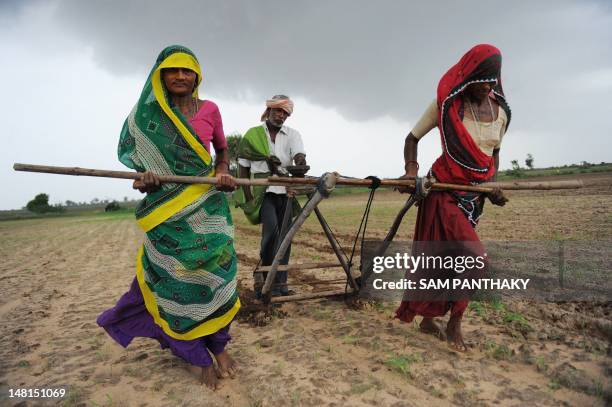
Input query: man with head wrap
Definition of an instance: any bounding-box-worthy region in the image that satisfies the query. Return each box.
[236,95,307,297]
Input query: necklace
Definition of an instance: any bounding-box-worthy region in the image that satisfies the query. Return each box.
[190,97,198,119]
[467,97,495,141]
[174,97,198,119]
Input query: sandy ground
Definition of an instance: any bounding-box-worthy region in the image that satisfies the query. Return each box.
[0,172,610,406]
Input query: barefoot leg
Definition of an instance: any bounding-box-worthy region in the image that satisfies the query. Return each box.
[446,315,467,352]
[200,365,219,390]
[214,350,237,378]
[419,317,447,340]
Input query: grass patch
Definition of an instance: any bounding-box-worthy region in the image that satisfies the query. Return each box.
[94,349,110,362]
[593,379,604,398]
[371,301,389,313]
[535,356,547,372]
[470,299,532,332]
[497,162,612,180]
[290,389,303,406]
[503,311,532,330]
[165,388,180,403]
[468,301,486,317]
[342,335,361,345]
[271,360,285,376]
[369,337,384,352]
[429,387,444,398]
[484,340,513,360]
[17,360,30,368]
[61,385,83,407]
[490,297,505,311]
[385,353,421,378]
[492,344,513,360]
[95,208,135,220]
[350,382,374,395]
[152,379,165,392]
[0,205,136,222]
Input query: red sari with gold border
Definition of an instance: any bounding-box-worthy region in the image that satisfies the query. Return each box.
[396,44,511,322]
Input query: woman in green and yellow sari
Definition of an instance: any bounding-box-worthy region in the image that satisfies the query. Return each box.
[97,45,239,390]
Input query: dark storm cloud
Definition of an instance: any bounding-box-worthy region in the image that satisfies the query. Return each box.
[0,0,35,14]
[1,0,611,211]
[49,0,611,126]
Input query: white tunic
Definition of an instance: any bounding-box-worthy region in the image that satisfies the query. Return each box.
[237,123,306,194]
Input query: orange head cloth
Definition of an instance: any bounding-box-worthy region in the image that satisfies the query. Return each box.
[261,95,294,121]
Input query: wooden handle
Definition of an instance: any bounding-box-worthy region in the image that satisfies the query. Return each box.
[13,163,584,192]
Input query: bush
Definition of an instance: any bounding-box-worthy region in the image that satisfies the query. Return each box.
[105,201,122,212]
[525,153,534,169]
[26,193,52,213]
[507,160,524,177]
[225,133,242,175]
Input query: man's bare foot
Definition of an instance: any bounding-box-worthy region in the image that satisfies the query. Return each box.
[214,350,237,379]
[446,315,468,352]
[200,365,219,390]
[419,317,446,340]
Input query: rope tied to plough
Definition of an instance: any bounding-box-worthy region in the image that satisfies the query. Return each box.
[313,174,383,296]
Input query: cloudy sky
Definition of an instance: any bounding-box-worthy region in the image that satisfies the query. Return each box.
[2,0,611,210]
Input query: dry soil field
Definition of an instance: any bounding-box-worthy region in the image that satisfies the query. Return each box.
[1,172,610,406]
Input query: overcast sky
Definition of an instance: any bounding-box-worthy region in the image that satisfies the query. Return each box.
[2,0,611,210]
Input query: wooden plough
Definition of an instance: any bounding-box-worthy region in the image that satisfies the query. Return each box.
[13,163,584,305]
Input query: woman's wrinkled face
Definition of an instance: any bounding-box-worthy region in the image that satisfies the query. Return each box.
[465,81,495,101]
[162,68,197,97]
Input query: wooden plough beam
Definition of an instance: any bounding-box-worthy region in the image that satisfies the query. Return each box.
[13,163,586,305]
[12,163,584,192]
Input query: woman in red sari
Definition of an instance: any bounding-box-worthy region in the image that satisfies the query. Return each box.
[396,44,510,351]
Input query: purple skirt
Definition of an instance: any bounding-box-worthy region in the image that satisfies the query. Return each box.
[97,278,231,367]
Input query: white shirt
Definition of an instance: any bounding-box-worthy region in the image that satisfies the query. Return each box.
[238,122,306,194]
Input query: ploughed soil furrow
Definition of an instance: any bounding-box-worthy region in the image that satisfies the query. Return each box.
[1,172,610,406]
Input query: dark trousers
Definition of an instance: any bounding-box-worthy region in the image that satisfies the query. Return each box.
[257,192,292,294]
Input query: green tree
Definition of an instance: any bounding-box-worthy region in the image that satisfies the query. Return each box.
[105,201,121,212]
[26,193,52,213]
[525,153,534,169]
[225,133,242,174]
[509,159,524,177]
[52,203,65,213]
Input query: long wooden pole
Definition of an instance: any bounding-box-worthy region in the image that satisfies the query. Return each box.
[13,163,584,192]
[261,288,356,304]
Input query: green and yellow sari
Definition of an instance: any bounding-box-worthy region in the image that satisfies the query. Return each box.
[117,45,240,339]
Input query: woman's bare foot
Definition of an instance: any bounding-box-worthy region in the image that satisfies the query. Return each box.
[419,317,446,340]
[200,365,219,390]
[446,315,468,352]
[214,350,237,379]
